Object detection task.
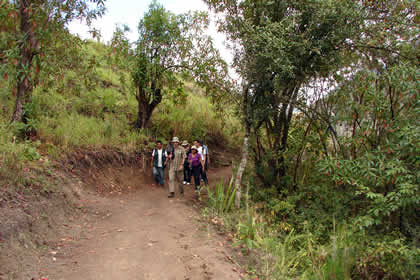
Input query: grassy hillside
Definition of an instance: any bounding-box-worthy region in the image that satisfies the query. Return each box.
[0,39,241,194]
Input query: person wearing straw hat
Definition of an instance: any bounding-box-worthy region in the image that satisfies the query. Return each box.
[168,137,186,198]
[188,145,204,192]
[181,140,192,185]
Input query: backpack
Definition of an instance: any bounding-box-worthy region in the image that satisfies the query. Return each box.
[167,143,175,160]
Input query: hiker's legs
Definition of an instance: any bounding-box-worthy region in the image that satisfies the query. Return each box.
[200,165,208,185]
[169,169,183,194]
[186,166,192,183]
[176,170,184,194]
[157,167,165,185]
[153,167,160,184]
[169,169,175,193]
[192,166,201,188]
[203,171,208,185]
[183,164,189,182]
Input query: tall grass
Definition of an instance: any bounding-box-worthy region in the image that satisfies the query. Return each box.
[202,182,367,280]
[150,92,241,146]
[38,112,139,150]
[96,67,123,88]
[207,178,236,215]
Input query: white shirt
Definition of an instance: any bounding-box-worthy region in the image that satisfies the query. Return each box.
[152,149,167,167]
[197,146,208,161]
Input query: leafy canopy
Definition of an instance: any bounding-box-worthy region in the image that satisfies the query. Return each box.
[132,1,229,128]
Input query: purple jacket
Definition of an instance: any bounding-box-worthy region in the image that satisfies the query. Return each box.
[188,153,202,167]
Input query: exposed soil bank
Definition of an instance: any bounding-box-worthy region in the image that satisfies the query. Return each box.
[0,150,241,280]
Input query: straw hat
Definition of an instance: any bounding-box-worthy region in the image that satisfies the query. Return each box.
[181,140,189,146]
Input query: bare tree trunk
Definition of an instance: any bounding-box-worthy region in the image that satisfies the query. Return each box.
[135,87,162,129]
[136,100,147,129]
[12,0,37,124]
[293,118,313,187]
[234,132,249,208]
[142,153,146,173]
[234,84,251,208]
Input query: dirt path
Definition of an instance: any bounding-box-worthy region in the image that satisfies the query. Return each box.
[39,167,240,280]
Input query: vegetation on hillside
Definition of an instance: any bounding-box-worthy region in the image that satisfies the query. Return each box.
[202,0,419,279]
[0,0,240,196]
[1,0,419,279]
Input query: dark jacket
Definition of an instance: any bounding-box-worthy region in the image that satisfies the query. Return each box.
[153,149,167,168]
[184,148,191,167]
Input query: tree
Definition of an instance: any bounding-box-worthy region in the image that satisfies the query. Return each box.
[1,0,105,129]
[206,0,366,200]
[132,1,229,129]
[225,0,419,234]
[205,1,419,276]
[107,24,135,94]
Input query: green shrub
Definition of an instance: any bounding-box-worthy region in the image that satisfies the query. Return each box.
[35,88,69,117]
[150,93,240,147]
[207,178,236,216]
[235,208,265,251]
[97,67,122,87]
[257,230,308,279]
[355,238,419,279]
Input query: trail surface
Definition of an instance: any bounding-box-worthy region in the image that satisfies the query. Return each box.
[40,167,240,280]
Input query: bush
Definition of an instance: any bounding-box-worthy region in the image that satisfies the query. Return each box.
[150,93,240,147]
[0,123,47,194]
[355,237,419,279]
[207,178,236,216]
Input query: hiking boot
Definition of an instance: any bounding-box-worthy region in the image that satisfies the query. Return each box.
[186,182,191,185]
[168,192,175,198]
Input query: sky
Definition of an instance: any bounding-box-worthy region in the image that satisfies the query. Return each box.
[68,0,232,65]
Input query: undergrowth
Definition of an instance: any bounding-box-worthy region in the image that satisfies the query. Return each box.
[0,123,57,195]
[151,91,242,147]
[202,179,419,280]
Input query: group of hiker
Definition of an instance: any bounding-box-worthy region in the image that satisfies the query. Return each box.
[151,137,210,198]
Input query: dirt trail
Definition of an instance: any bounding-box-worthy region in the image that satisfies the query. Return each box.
[39,166,240,280]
